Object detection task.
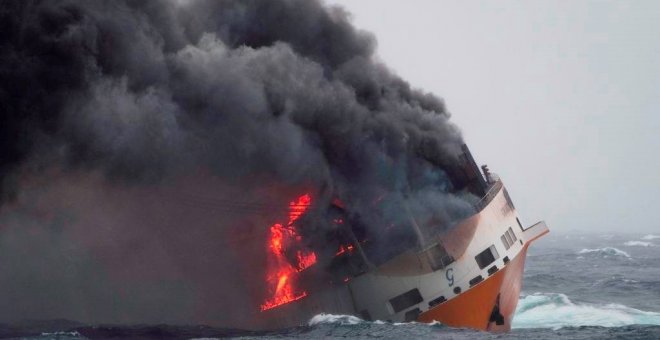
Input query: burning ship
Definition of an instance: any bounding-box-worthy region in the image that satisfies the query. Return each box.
[0,0,548,332]
[257,145,549,332]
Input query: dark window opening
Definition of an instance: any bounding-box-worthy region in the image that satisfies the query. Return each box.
[404,308,421,322]
[508,227,518,242]
[469,275,484,287]
[503,256,510,264]
[428,295,447,307]
[360,309,372,321]
[501,234,510,250]
[426,242,454,270]
[475,245,499,269]
[488,265,498,276]
[504,231,514,247]
[389,288,423,314]
[453,286,462,294]
[501,227,518,250]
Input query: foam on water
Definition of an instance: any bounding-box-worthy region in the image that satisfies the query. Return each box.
[308,313,364,326]
[577,247,630,258]
[642,234,660,240]
[307,313,444,328]
[309,292,660,331]
[513,293,660,329]
[624,240,655,247]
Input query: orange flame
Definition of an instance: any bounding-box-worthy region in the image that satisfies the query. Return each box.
[261,193,317,311]
[296,250,317,271]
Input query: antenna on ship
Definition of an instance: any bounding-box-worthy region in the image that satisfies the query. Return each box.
[481,164,492,184]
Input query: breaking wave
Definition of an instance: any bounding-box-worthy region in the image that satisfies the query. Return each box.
[40,331,81,337]
[642,234,660,240]
[308,313,437,328]
[577,247,630,258]
[513,293,660,329]
[624,241,655,247]
[308,296,660,333]
[308,314,365,326]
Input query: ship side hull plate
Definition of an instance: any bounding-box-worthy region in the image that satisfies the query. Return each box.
[417,245,530,332]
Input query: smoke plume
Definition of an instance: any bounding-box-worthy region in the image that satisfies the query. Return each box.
[0,0,475,327]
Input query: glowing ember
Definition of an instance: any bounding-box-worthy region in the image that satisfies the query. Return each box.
[332,198,345,209]
[261,193,317,311]
[296,251,317,271]
[335,244,354,256]
[269,224,285,255]
[288,193,311,224]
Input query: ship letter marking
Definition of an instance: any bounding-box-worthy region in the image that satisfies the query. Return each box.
[446,268,454,287]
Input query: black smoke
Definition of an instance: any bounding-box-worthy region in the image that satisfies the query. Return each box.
[0,0,476,327]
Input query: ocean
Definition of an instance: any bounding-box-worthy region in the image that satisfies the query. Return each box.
[4,232,660,339]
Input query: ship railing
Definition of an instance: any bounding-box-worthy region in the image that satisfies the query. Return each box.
[473,178,503,212]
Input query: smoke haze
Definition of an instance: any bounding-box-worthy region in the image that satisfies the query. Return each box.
[0,0,473,327]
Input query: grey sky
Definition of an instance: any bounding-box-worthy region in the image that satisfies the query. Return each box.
[325,0,660,233]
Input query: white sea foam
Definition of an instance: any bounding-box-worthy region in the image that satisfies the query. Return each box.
[513,293,660,329]
[307,314,438,327]
[40,331,81,337]
[308,313,364,326]
[578,247,631,258]
[624,241,655,247]
[309,292,660,330]
[642,234,660,240]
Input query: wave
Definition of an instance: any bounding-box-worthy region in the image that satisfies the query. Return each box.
[513,293,660,329]
[308,313,365,326]
[577,247,630,258]
[309,291,660,331]
[642,234,660,240]
[307,313,439,328]
[624,241,655,247]
[40,331,81,337]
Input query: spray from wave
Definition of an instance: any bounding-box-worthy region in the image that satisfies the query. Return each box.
[577,247,631,258]
[624,241,655,247]
[308,314,365,326]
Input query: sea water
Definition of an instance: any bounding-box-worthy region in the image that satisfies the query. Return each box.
[5,232,660,339]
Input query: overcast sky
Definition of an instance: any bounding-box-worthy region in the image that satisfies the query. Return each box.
[326,0,660,234]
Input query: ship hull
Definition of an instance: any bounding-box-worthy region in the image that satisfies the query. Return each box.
[417,244,530,331]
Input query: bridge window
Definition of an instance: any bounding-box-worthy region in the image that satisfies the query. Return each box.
[501,234,510,250]
[507,227,518,242]
[501,227,518,250]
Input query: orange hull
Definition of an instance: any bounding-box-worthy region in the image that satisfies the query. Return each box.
[418,245,530,332]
